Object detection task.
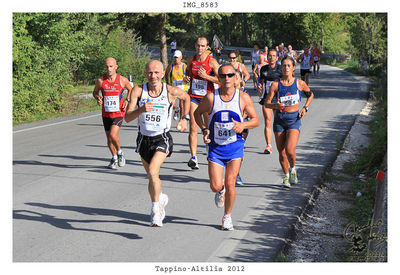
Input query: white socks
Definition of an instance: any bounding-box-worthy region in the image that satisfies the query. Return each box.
[152,202,159,213]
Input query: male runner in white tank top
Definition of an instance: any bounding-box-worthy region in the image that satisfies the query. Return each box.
[125,60,190,227]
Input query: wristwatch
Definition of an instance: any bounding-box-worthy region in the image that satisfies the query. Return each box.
[126,98,131,102]
[182,114,190,121]
[303,106,309,112]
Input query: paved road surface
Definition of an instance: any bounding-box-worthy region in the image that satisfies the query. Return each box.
[13,63,369,263]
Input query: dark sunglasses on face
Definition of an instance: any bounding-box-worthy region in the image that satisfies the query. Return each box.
[219,73,236,78]
[228,56,237,59]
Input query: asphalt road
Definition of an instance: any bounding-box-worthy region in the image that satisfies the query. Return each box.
[13,63,369,263]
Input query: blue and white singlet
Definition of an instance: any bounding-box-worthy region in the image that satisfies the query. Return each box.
[277,78,302,107]
[207,89,245,159]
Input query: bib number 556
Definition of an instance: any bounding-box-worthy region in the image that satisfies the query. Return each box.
[145,114,161,122]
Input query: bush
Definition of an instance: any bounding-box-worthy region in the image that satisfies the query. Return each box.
[13,13,152,124]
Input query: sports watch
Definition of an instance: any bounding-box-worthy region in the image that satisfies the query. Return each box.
[182,114,190,121]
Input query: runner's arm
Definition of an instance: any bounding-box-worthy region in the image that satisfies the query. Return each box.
[168,85,190,132]
[193,93,213,131]
[257,66,266,97]
[124,85,147,123]
[121,76,133,111]
[194,93,213,143]
[241,63,251,83]
[240,92,260,130]
[92,78,103,106]
[264,81,284,110]
[298,79,314,118]
[184,57,192,83]
[299,79,313,105]
[198,57,220,85]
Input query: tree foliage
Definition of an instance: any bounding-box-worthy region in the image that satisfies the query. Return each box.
[13,13,150,123]
[13,12,387,124]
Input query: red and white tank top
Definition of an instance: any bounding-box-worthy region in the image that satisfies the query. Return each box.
[101,73,125,118]
[188,55,215,98]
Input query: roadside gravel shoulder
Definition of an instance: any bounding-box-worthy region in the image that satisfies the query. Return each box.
[285,86,375,262]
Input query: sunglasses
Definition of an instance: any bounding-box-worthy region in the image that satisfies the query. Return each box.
[219,73,236,78]
[228,56,237,59]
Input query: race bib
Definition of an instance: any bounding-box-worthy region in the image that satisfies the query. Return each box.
[173,80,184,90]
[314,56,319,61]
[213,122,237,145]
[280,93,300,107]
[191,79,208,96]
[303,57,310,67]
[142,103,168,131]
[104,95,119,112]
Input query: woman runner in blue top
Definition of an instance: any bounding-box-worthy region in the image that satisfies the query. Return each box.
[264,56,314,188]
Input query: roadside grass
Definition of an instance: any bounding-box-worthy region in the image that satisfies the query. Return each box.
[328,60,387,261]
[13,85,101,126]
[323,58,363,75]
[272,251,291,262]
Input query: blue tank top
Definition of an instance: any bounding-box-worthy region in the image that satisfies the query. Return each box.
[207,89,245,159]
[277,78,302,107]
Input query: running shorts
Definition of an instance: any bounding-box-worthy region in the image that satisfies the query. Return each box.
[300,69,311,77]
[190,96,203,105]
[273,111,301,132]
[208,156,242,168]
[136,132,173,164]
[102,116,123,131]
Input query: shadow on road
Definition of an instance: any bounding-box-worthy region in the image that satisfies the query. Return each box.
[13,202,213,240]
[13,206,143,240]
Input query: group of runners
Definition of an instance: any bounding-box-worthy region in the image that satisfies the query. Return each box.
[93,37,314,231]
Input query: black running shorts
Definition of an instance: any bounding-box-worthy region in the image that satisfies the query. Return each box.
[102,116,123,131]
[136,132,173,164]
[300,69,311,77]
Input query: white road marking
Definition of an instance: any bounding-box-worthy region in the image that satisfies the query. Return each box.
[13,114,100,134]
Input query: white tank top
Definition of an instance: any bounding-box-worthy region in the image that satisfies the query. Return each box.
[251,50,260,65]
[301,54,311,70]
[137,83,173,136]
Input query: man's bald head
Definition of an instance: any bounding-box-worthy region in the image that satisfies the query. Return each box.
[196,36,208,45]
[105,57,117,65]
[146,60,164,72]
[105,57,118,77]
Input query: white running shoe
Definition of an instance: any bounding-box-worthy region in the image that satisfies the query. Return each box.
[222,215,234,231]
[117,154,126,167]
[236,174,244,186]
[290,169,298,184]
[188,156,199,170]
[107,158,118,170]
[150,210,163,227]
[159,193,169,221]
[215,185,225,208]
[282,176,291,188]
